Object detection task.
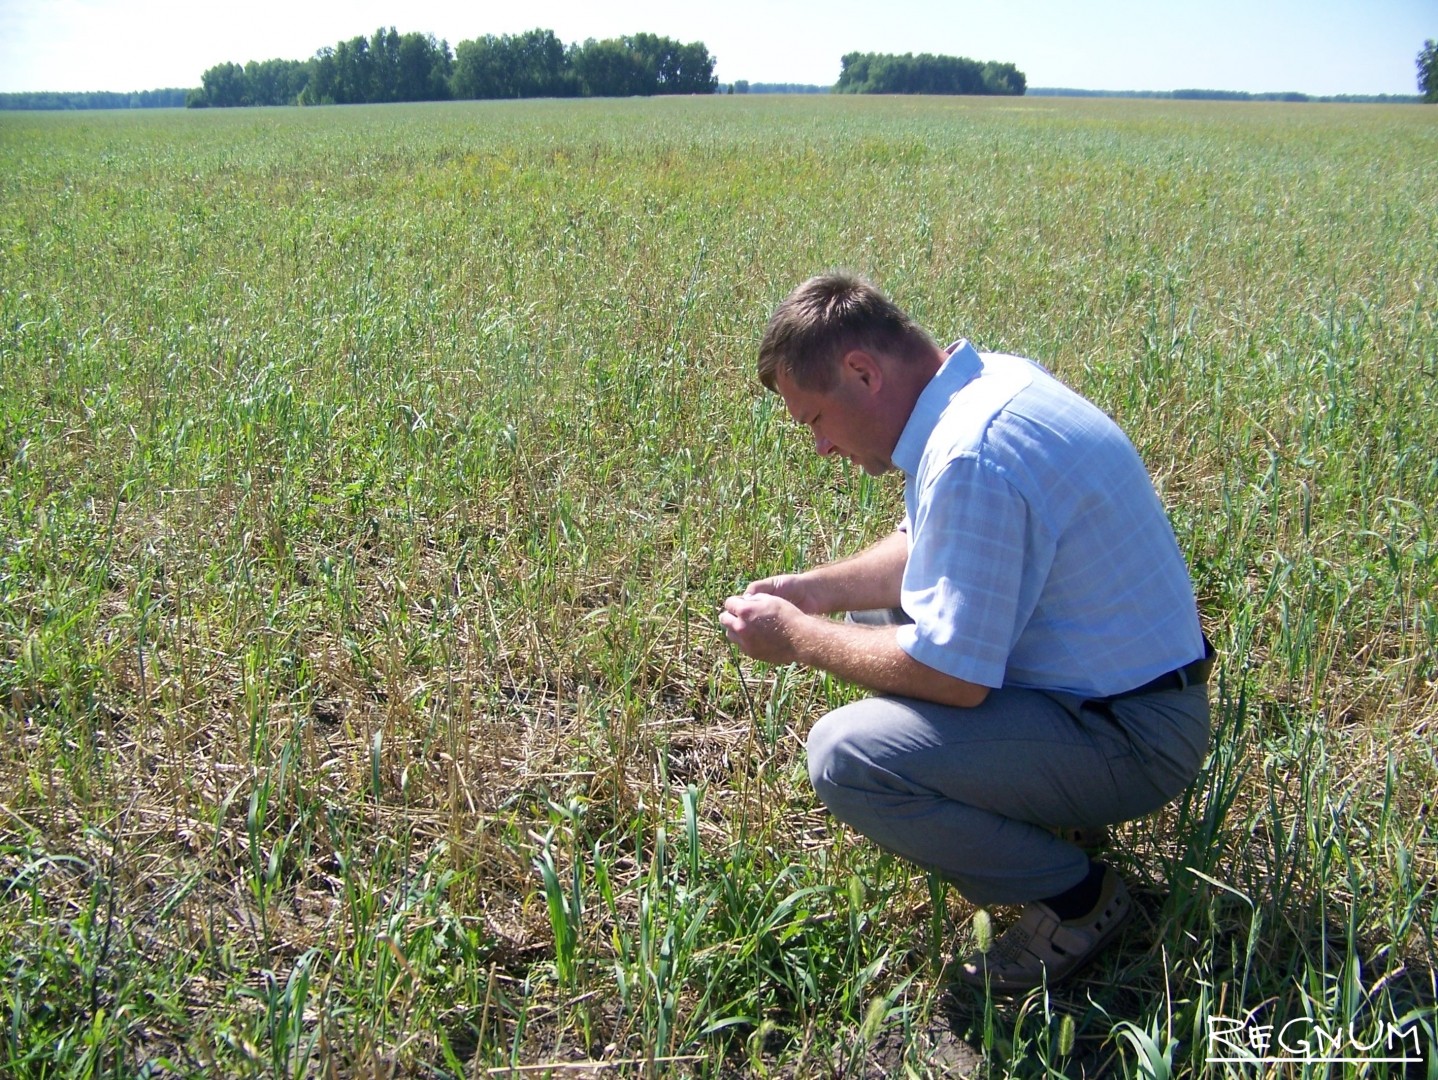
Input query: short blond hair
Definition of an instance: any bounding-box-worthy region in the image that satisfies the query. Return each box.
[757,273,939,392]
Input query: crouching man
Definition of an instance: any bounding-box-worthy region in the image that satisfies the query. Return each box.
[720,273,1211,991]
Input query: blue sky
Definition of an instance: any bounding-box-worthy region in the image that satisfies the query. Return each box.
[0,0,1431,95]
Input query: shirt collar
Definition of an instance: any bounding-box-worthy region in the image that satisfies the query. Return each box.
[892,339,983,476]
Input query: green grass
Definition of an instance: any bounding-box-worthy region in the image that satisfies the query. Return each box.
[1,94,1435,1077]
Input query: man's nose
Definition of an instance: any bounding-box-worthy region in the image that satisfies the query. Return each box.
[814,433,836,456]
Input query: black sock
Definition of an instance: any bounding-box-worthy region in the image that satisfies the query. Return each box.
[1040,860,1106,921]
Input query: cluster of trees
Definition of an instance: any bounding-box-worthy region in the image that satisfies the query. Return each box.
[188,29,451,107]
[192,59,311,108]
[188,26,717,107]
[306,28,454,105]
[455,30,717,98]
[0,88,189,110]
[835,52,1026,96]
[1420,40,1438,102]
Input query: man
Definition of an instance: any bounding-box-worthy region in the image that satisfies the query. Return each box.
[720,274,1211,992]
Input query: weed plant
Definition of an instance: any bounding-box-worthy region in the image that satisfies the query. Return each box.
[1,96,1435,1076]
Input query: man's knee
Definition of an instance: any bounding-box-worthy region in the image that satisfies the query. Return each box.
[805,706,847,799]
[806,699,897,809]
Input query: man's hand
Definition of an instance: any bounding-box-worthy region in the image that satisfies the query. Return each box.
[719,591,808,663]
[738,574,821,614]
[737,531,909,619]
[720,584,991,709]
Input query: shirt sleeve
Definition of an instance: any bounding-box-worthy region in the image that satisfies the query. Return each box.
[896,455,1050,688]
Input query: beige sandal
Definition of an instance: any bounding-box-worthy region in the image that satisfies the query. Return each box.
[958,864,1131,992]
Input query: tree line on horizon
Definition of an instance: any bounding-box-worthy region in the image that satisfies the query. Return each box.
[0,88,192,111]
[192,38,1026,106]
[9,36,1432,111]
[835,52,1026,96]
[187,27,718,107]
[191,32,1033,106]
[1032,87,1420,103]
[0,28,1028,110]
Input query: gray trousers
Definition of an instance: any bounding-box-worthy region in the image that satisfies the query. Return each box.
[810,611,1211,907]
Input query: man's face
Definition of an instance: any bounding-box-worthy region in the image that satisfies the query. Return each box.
[774,355,895,476]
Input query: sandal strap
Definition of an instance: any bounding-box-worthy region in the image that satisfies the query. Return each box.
[959,866,1133,991]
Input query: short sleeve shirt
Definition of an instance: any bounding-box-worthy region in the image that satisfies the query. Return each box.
[891,341,1204,698]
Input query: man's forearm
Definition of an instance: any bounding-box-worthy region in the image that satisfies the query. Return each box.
[791,616,989,709]
[801,529,908,614]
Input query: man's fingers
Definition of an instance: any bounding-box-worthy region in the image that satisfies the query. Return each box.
[719,603,749,638]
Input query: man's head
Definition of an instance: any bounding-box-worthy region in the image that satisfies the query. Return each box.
[757,274,945,475]
[757,273,941,393]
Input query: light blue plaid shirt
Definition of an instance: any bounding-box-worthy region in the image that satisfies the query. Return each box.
[892,341,1204,698]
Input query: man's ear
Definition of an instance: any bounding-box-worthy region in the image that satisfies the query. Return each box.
[841,349,884,394]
